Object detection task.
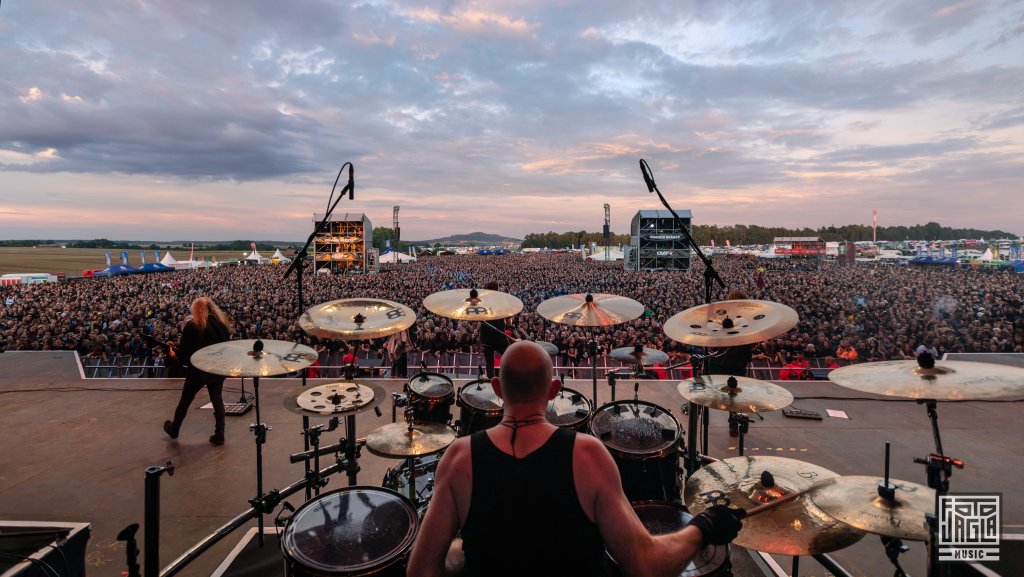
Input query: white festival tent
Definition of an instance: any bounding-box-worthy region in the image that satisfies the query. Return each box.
[245,248,272,265]
[590,247,625,261]
[160,252,179,266]
[380,250,416,263]
[271,249,292,264]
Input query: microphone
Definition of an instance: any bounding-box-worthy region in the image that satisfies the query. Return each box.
[639,159,655,193]
[348,163,354,200]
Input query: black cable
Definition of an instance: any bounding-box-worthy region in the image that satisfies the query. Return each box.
[0,552,60,577]
[44,543,71,577]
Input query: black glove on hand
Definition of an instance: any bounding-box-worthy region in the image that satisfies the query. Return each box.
[688,505,744,547]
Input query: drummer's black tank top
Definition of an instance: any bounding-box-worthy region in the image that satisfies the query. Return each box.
[461,427,609,577]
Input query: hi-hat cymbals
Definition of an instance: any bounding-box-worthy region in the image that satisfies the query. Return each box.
[365,422,457,458]
[423,289,524,321]
[664,300,798,347]
[828,359,1024,400]
[537,293,644,327]
[810,476,934,541]
[299,298,416,340]
[685,456,864,556]
[610,346,669,365]
[283,382,385,417]
[679,375,794,412]
[190,340,318,378]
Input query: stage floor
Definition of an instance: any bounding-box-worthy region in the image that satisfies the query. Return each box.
[1,351,1020,577]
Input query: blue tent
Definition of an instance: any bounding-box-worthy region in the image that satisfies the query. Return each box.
[93,265,140,277]
[476,249,493,255]
[137,263,174,273]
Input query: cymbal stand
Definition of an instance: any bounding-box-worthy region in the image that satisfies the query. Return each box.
[248,372,271,546]
[402,407,419,505]
[341,413,362,486]
[302,417,339,498]
[588,333,599,406]
[607,372,617,402]
[913,399,962,577]
[875,441,914,577]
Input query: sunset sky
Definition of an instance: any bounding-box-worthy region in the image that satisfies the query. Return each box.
[1,1,1022,241]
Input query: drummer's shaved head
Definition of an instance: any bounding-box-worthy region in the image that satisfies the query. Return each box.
[499,341,553,403]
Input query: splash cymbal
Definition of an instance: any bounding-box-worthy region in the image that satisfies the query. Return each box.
[684,456,864,555]
[365,422,458,459]
[828,359,1024,400]
[678,374,794,412]
[299,298,416,340]
[537,293,644,327]
[610,346,669,365]
[810,476,934,541]
[423,289,524,321]
[664,300,798,347]
[189,340,318,378]
[283,382,385,417]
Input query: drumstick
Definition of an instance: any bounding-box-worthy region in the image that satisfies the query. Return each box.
[739,484,818,518]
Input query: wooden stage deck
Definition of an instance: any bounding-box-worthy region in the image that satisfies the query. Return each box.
[1,350,1020,577]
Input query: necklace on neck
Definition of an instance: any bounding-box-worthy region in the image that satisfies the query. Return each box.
[498,413,546,457]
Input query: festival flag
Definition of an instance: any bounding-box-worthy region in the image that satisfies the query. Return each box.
[104,252,112,267]
[154,250,161,262]
[120,251,129,265]
[710,239,716,247]
[190,243,196,262]
[952,245,958,259]
[939,245,945,259]
[140,251,147,265]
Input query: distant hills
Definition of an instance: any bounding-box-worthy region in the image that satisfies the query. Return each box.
[407,232,522,246]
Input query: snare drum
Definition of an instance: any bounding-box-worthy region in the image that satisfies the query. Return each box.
[457,379,504,435]
[589,400,683,502]
[608,501,730,577]
[546,387,592,431]
[407,372,454,424]
[382,453,443,506]
[281,486,419,577]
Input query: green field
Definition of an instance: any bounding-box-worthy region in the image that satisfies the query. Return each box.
[0,247,256,277]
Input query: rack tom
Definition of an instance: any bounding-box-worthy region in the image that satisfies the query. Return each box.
[589,400,683,502]
[281,486,418,577]
[407,372,454,424]
[382,453,443,507]
[546,387,592,431]
[608,501,730,576]
[457,379,504,435]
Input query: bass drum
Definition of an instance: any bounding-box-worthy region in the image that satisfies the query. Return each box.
[407,372,454,424]
[382,452,443,506]
[546,387,592,431]
[457,379,504,435]
[281,486,419,577]
[589,400,683,502]
[608,501,730,577]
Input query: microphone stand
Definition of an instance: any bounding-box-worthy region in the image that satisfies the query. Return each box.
[284,162,354,500]
[640,159,726,476]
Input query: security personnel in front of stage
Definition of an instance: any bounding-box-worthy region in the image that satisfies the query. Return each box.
[407,341,744,577]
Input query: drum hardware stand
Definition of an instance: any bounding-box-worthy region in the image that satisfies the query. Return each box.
[401,407,421,505]
[607,371,617,401]
[302,417,340,497]
[588,333,600,406]
[734,413,761,456]
[392,391,409,423]
[143,461,174,577]
[882,537,912,577]
[912,398,962,577]
[117,523,141,577]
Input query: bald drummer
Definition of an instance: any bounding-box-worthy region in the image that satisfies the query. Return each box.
[407,341,744,577]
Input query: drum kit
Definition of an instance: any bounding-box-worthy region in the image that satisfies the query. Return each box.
[184,288,1024,577]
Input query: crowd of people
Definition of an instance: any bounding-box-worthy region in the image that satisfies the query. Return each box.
[2,254,1022,372]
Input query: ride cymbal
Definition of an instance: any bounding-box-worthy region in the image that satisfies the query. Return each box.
[299,298,416,340]
[678,375,794,413]
[610,346,669,366]
[283,382,385,417]
[189,340,318,378]
[664,300,798,347]
[365,422,457,458]
[810,476,934,541]
[423,289,524,321]
[828,359,1024,400]
[537,293,644,327]
[684,456,864,556]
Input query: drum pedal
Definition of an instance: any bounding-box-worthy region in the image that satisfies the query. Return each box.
[781,407,823,420]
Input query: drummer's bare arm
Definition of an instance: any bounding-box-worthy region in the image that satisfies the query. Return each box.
[407,438,472,577]
[574,435,702,577]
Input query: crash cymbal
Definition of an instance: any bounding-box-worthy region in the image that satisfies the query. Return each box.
[828,359,1024,400]
[365,422,457,458]
[685,456,864,555]
[664,300,798,347]
[189,340,318,378]
[610,346,669,365]
[423,289,524,321]
[283,382,385,417]
[535,341,559,356]
[678,374,794,412]
[536,293,644,327]
[810,476,934,541]
[299,298,416,340]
